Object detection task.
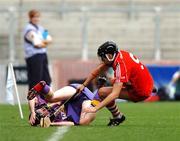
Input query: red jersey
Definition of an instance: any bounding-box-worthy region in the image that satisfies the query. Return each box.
[112,50,153,97]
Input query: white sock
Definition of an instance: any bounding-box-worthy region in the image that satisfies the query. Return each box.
[114,113,122,119]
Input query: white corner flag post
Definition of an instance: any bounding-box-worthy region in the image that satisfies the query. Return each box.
[8,63,24,119]
[6,64,15,105]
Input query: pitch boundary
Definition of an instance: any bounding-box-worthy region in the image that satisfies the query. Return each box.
[47,126,69,141]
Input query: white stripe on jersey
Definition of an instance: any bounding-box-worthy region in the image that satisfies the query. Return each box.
[115,63,121,83]
[122,59,128,81]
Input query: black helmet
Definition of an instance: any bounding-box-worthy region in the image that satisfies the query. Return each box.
[97,41,118,62]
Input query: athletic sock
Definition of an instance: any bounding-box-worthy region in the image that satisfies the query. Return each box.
[106,101,122,118]
[33,81,50,95]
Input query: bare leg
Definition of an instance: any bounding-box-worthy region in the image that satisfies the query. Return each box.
[27,81,77,103]
[48,86,76,103]
[79,100,96,125]
[99,86,130,100]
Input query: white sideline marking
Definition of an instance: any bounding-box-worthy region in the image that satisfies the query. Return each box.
[47,126,69,141]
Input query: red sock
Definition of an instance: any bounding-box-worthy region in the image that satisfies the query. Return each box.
[33,81,46,92]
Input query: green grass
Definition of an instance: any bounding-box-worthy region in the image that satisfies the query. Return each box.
[1,102,180,141]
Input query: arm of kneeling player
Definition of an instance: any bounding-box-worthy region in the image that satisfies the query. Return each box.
[77,63,108,93]
[94,82,123,112]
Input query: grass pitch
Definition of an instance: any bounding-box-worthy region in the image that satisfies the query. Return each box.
[1,102,180,141]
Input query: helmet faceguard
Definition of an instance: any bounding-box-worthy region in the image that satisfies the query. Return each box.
[105,54,116,62]
[97,41,118,64]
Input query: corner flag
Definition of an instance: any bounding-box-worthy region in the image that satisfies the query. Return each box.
[6,63,15,105]
[6,63,24,119]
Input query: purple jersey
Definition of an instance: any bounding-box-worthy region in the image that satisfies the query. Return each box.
[35,95,65,122]
[35,95,48,109]
[93,89,101,101]
[51,104,67,122]
[65,83,95,125]
[35,83,95,125]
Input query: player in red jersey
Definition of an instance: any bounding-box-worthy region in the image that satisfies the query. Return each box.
[77,41,154,126]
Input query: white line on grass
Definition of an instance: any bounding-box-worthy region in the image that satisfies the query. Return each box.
[47,126,69,141]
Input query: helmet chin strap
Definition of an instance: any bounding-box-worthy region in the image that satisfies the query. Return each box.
[105,53,116,62]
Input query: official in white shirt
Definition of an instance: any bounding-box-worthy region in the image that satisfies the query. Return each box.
[23,9,52,89]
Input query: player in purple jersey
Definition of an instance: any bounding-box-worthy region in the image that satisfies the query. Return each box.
[28,81,97,126]
[29,95,74,126]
